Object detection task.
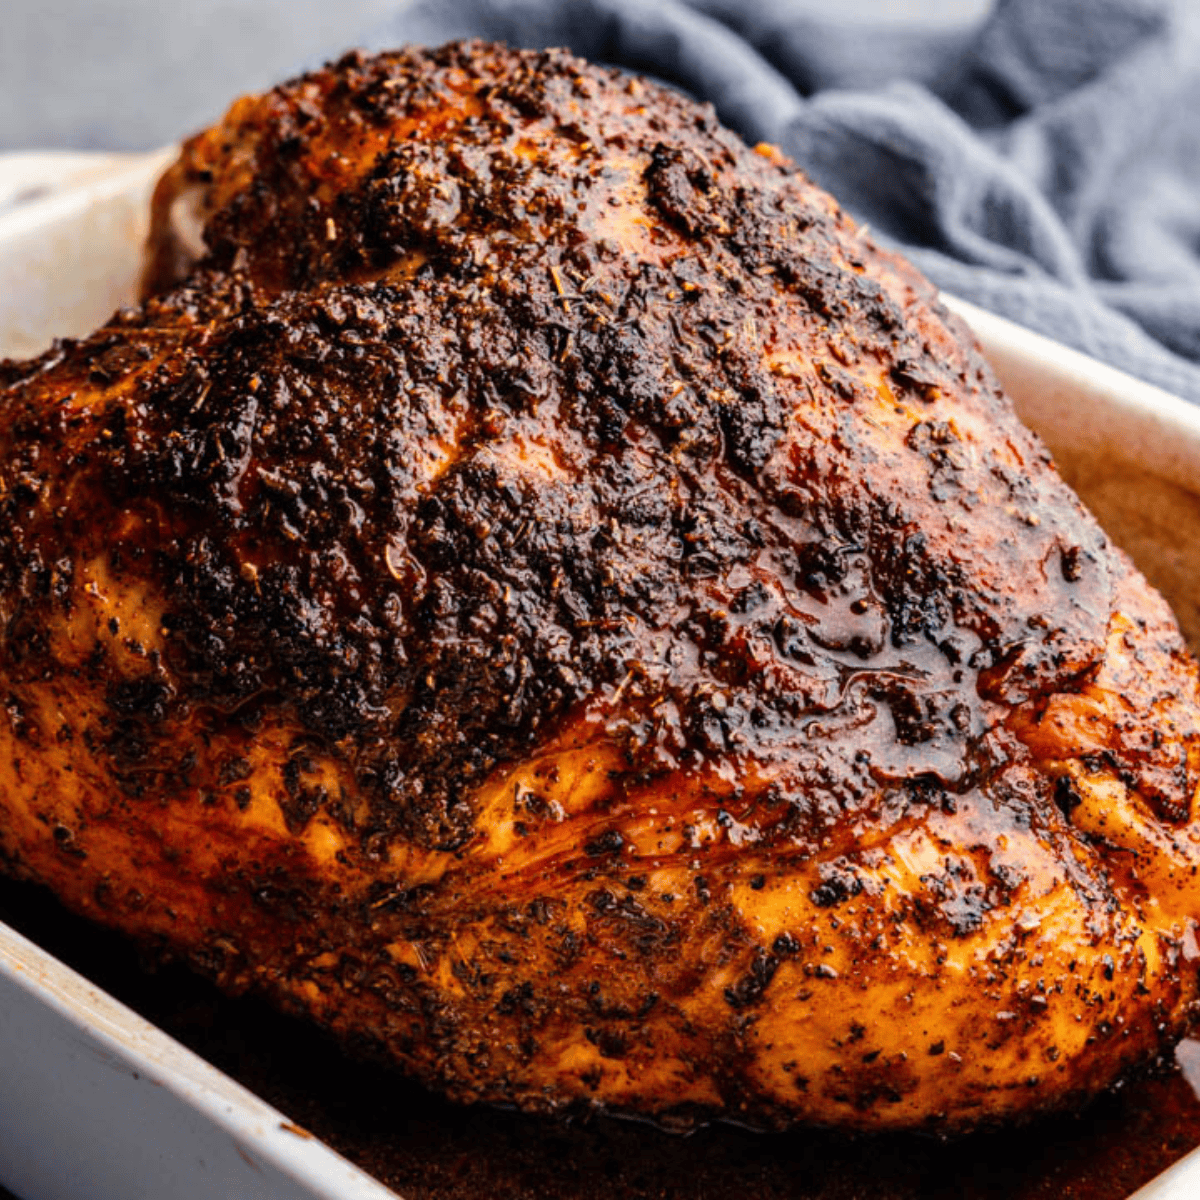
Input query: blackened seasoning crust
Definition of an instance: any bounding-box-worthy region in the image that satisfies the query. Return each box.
[2,41,1200,1133]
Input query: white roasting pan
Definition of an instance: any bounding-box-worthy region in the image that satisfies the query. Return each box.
[1,149,1200,1200]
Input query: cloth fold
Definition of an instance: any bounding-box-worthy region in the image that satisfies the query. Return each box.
[363,0,1200,403]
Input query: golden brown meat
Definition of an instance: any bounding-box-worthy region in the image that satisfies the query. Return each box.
[2,41,1200,1133]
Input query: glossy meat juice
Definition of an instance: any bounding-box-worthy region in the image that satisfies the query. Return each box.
[1,41,1200,1132]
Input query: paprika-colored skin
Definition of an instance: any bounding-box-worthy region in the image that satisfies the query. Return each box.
[2,41,1200,1133]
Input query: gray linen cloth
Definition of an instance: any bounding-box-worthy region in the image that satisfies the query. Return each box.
[362,0,1200,403]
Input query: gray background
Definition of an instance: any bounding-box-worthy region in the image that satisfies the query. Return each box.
[0,0,991,151]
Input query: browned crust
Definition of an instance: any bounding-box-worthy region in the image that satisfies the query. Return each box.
[1,42,1199,1133]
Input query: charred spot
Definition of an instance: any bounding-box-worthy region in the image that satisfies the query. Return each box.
[582,980,652,1022]
[890,355,949,402]
[586,889,675,957]
[794,541,850,594]
[554,927,583,969]
[496,981,537,1017]
[585,1027,629,1059]
[1054,774,1083,819]
[773,613,814,665]
[809,859,864,908]
[645,143,729,238]
[525,896,558,925]
[724,949,779,1009]
[874,536,958,650]
[906,419,969,502]
[772,932,800,958]
[815,359,859,403]
[918,877,988,938]
[360,142,464,262]
[52,823,86,858]
[106,677,171,722]
[731,580,770,615]
[1061,544,1085,582]
[278,783,326,834]
[716,370,785,476]
[584,829,624,857]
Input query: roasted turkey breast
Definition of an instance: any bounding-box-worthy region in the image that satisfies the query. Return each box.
[2,41,1200,1133]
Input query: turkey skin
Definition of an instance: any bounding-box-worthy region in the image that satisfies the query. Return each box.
[2,41,1200,1133]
